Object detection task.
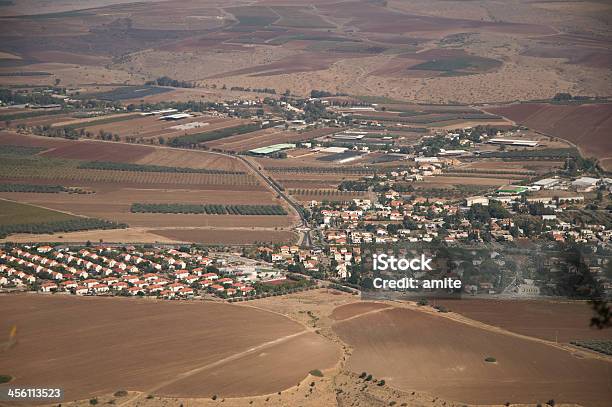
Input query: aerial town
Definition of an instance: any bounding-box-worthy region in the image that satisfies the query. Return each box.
[1,1,611,406]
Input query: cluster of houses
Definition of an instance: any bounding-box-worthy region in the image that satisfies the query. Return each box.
[0,246,262,299]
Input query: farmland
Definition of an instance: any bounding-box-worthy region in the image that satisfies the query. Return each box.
[0,132,295,242]
[435,299,612,343]
[0,294,340,402]
[0,199,78,225]
[333,304,612,407]
[485,102,612,170]
[0,199,125,238]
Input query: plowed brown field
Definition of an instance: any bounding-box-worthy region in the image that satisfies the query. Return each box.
[333,305,612,406]
[0,295,339,403]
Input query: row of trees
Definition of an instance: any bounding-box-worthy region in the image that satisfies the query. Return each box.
[0,218,127,239]
[0,183,65,193]
[230,86,276,94]
[77,161,245,175]
[130,203,288,215]
[145,76,194,88]
[169,123,262,147]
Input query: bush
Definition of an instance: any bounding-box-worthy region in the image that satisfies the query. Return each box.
[0,375,12,384]
[359,372,367,379]
[377,379,385,386]
[484,356,496,363]
[113,390,127,397]
[212,395,218,400]
[546,400,555,407]
[309,369,323,377]
[434,305,449,313]
[89,399,98,405]
[417,298,428,306]
[365,374,372,381]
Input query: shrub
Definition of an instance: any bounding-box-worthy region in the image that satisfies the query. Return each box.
[0,375,12,384]
[365,374,372,381]
[546,400,555,407]
[359,372,367,379]
[417,298,429,306]
[212,395,218,400]
[377,379,386,386]
[89,399,98,405]
[309,369,324,377]
[434,305,449,313]
[113,390,127,397]
[484,356,496,363]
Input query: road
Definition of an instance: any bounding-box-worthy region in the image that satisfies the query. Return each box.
[235,155,312,248]
[8,134,313,247]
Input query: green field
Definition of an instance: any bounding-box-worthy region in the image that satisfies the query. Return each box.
[0,200,77,226]
[410,56,502,75]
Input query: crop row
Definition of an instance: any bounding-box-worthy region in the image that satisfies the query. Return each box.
[266,166,409,174]
[0,218,127,239]
[0,165,259,186]
[570,340,612,356]
[78,161,246,175]
[130,203,287,215]
[170,123,262,147]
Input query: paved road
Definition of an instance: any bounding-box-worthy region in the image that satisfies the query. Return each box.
[236,155,312,248]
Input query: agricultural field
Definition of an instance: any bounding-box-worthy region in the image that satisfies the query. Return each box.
[333,304,612,407]
[0,294,340,402]
[0,199,78,225]
[0,199,125,238]
[204,127,330,153]
[436,299,612,343]
[0,132,295,242]
[485,102,612,170]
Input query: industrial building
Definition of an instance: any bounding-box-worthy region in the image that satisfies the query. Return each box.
[248,143,296,156]
[489,138,538,147]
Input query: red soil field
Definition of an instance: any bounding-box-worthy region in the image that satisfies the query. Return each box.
[486,103,612,170]
[436,299,612,343]
[40,140,154,162]
[0,294,339,403]
[318,1,554,36]
[156,331,340,397]
[333,306,612,406]
[330,301,391,321]
[0,131,70,149]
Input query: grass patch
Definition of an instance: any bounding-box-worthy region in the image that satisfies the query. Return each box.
[0,145,46,156]
[85,86,171,102]
[227,6,279,27]
[60,114,139,130]
[410,56,501,75]
[0,200,77,226]
[354,95,406,104]
[0,109,65,122]
[0,200,126,238]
